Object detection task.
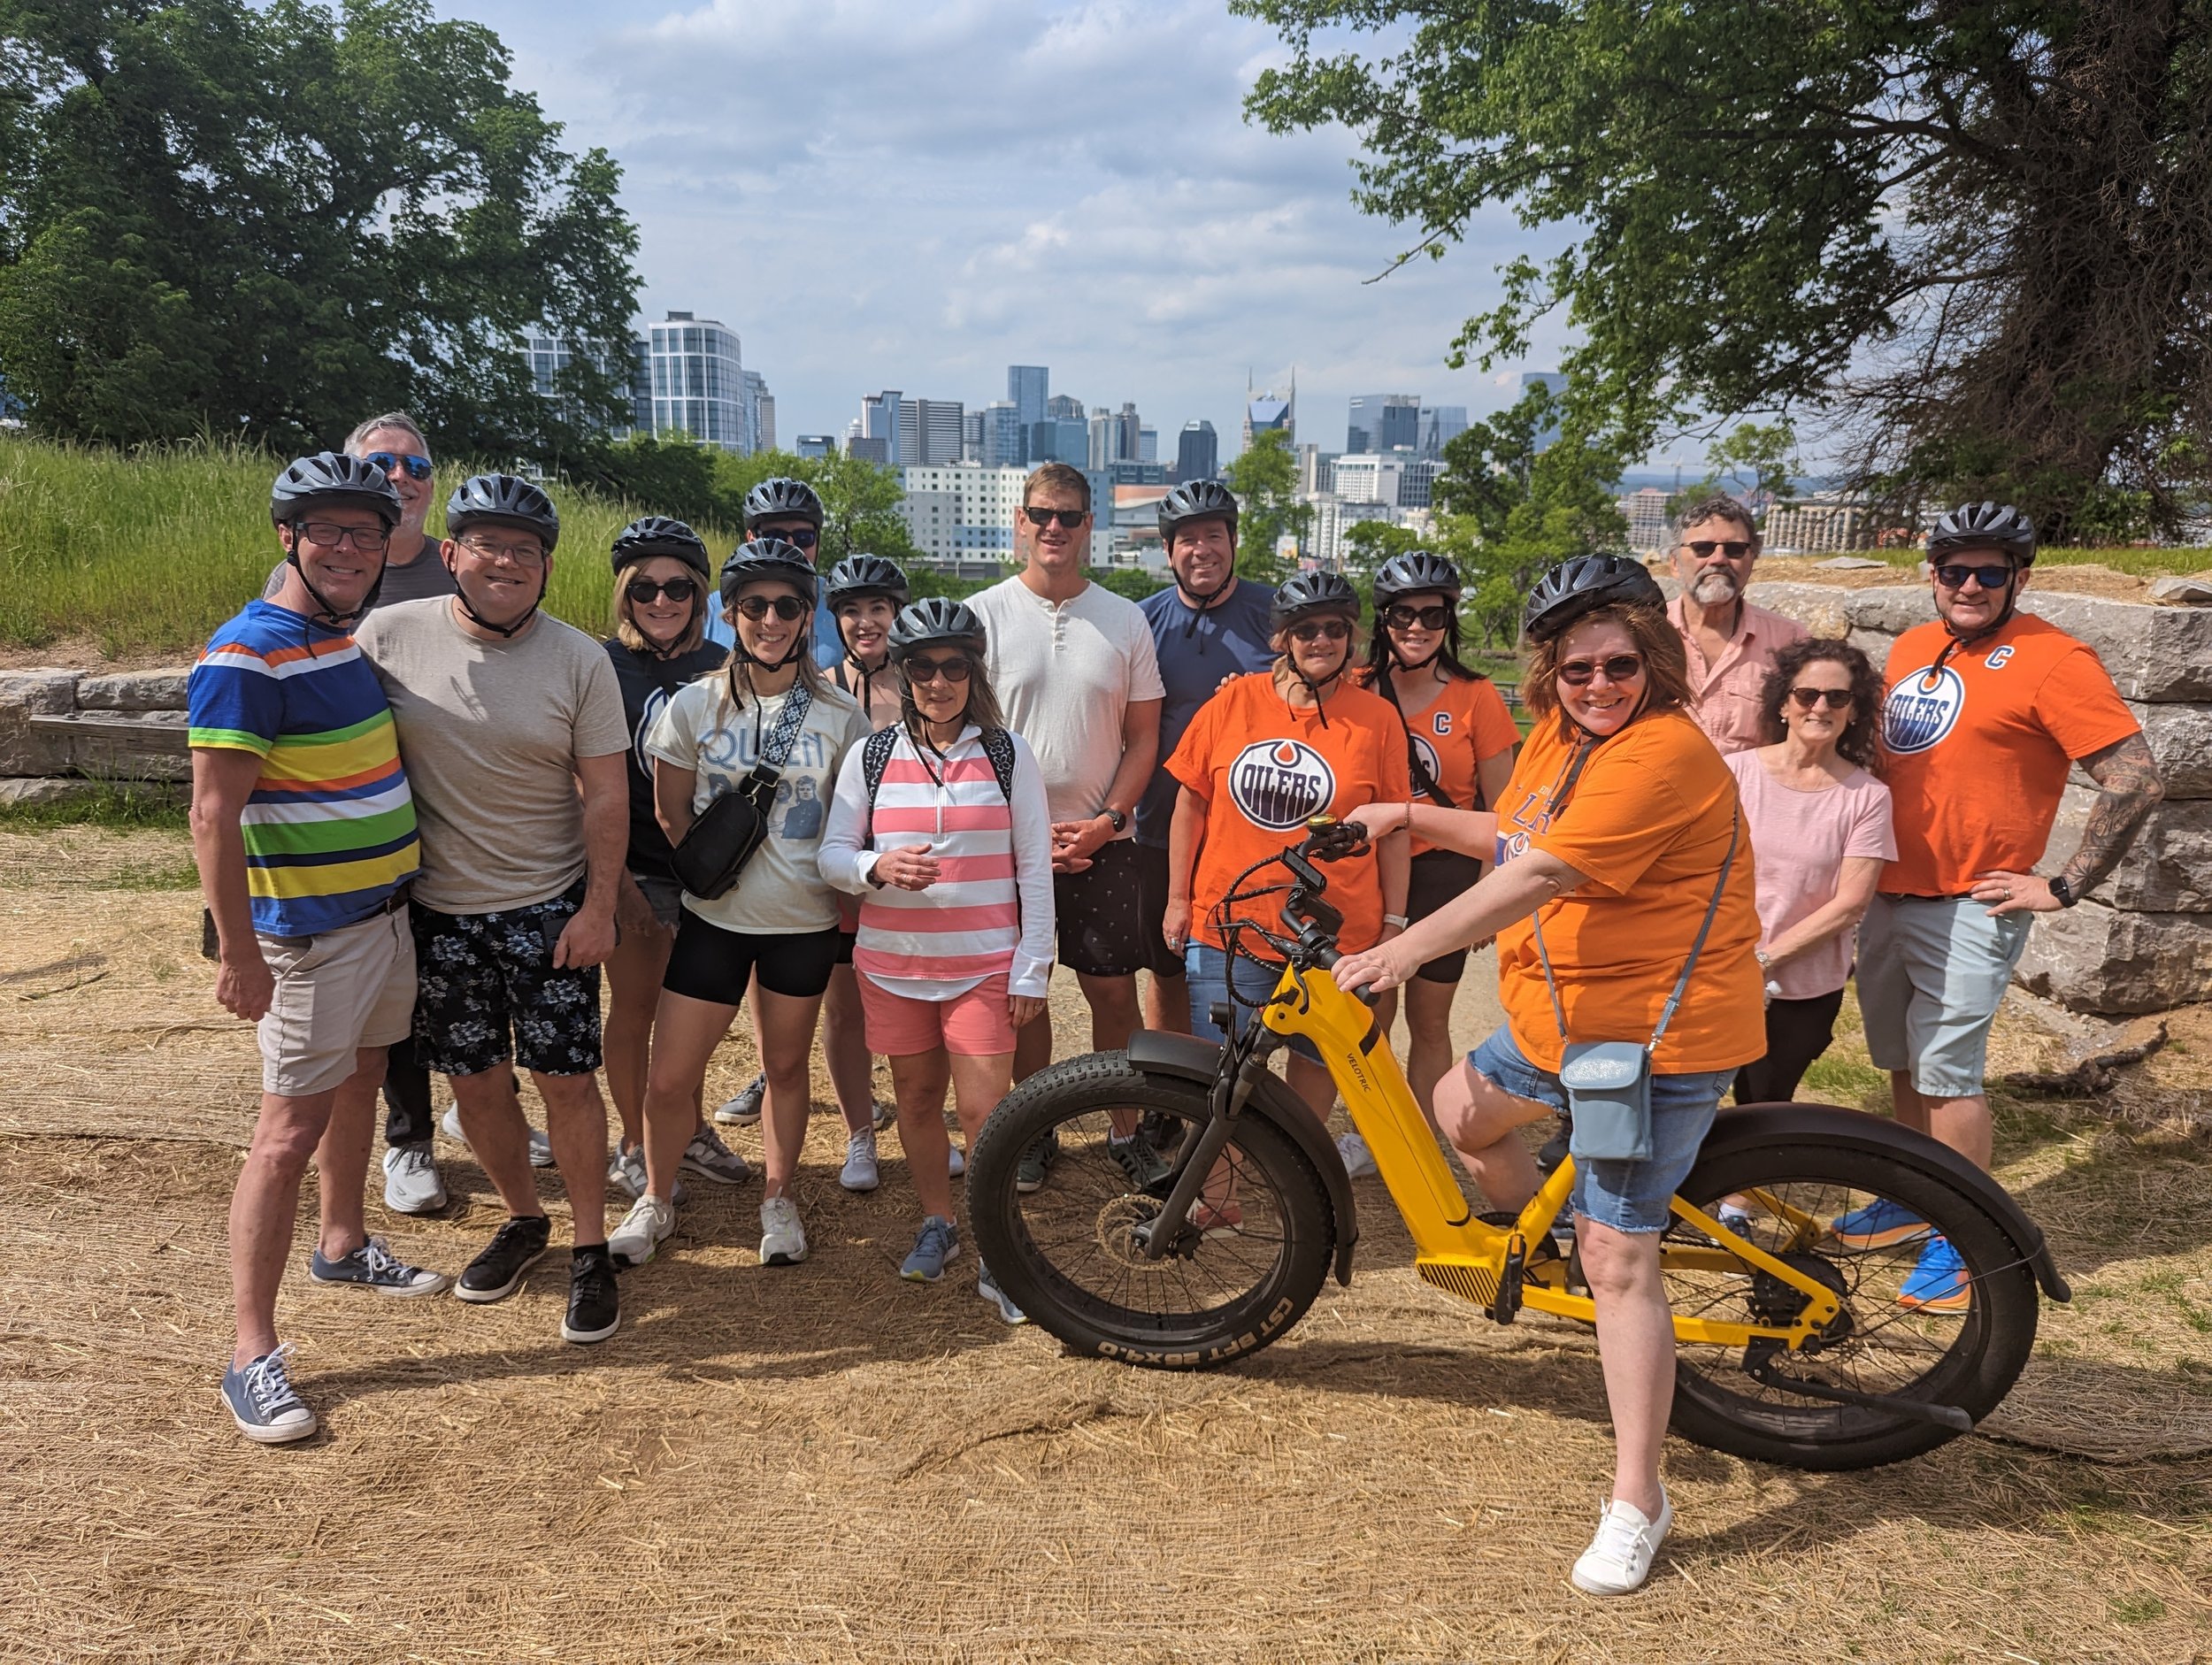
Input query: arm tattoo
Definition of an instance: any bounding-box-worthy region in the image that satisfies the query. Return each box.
[2060,733,2163,900]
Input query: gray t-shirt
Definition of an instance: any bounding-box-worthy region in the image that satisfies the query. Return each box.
[264,539,458,609]
[355,597,628,913]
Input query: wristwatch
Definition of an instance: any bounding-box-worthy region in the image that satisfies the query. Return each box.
[2047,875,2079,908]
[1383,913,1409,929]
[1098,808,1128,834]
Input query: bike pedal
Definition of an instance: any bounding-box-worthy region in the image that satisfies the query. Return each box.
[1489,1234,1528,1325]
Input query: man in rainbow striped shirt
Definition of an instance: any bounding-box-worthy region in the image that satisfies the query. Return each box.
[189,453,452,1446]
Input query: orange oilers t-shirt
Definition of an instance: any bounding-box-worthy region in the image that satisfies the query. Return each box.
[1168,671,1413,958]
[1356,670,1520,853]
[1878,615,2139,897]
[1492,708,1765,1076]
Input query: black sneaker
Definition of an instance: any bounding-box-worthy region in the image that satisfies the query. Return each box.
[455,1214,552,1304]
[1107,1132,1172,1192]
[562,1245,620,1345]
[1016,1130,1060,1193]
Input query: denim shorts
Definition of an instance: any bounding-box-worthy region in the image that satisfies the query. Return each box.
[1468,1025,1731,1234]
[1185,944,1323,1063]
[1856,894,2032,1099]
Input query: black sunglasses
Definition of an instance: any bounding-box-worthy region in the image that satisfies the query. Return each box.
[1023,506,1088,530]
[1683,539,1752,559]
[753,526,819,549]
[733,594,810,622]
[1932,562,2014,592]
[1556,653,1645,686]
[363,450,434,480]
[903,655,972,686]
[1288,618,1352,643]
[626,578,699,606]
[1382,603,1451,632]
[1787,687,1855,710]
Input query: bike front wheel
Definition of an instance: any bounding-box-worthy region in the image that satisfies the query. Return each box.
[967,1052,1337,1369]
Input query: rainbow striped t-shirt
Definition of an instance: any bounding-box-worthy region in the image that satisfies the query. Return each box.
[188,600,420,939]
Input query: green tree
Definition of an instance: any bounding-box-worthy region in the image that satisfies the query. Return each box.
[1236,0,2212,541]
[0,0,640,464]
[1670,422,1804,520]
[1340,518,1424,576]
[1222,426,1311,579]
[1087,565,1166,602]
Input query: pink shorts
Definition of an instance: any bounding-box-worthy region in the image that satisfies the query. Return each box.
[861,971,1017,1058]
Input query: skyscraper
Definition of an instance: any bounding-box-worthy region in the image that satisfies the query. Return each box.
[979,403,1026,469]
[646,311,748,450]
[1523,372,1568,452]
[860,390,903,466]
[1138,426,1157,464]
[742,369,772,455]
[1175,419,1218,483]
[1046,393,1085,421]
[1417,403,1467,457]
[1244,377,1294,449]
[1347,393,1420,455]
[1008,365,1048,434]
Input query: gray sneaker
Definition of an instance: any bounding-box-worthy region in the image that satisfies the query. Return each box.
[220,1343,317,1444]
[900,1215,961,1282]
[308,1235,451,1297]
[381,1141,447,1214]
[976,1260,1028,1325]
[609,1141,686,1205]
[714,1071,767,1126]
[682,1125,750,1185]
[1108,1132,1171,1191]
[1015,1131,1058,1193]
[840,1128,880,1193]
[441,1104,553,1168]
[872,1098,898,1132]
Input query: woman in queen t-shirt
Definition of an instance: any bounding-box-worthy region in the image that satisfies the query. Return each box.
[1725,641,1896,1104]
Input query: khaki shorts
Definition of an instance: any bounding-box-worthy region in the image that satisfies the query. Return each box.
[256,908,418,1097]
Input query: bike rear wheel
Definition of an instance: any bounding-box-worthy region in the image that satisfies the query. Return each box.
[968,1052,1336,1369]
[1663,1133,2041,1470]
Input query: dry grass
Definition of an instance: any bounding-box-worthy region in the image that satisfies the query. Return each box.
[3,832,2210,1663]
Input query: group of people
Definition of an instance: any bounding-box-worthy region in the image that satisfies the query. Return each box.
[190,419,2163,1599]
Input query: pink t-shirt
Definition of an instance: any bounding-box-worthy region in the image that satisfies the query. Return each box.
[1727,750,1897,1000]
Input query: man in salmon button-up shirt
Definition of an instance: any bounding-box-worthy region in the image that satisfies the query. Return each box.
[1665,494,1808,754]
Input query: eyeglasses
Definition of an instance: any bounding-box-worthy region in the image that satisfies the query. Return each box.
[457,535,547,566]
[293,521,390,553]
[1556,653,1645,686]
[626,578,699,606]
[903,655,972,686]
[1787,687,1855,710]
[754,526,819,550]
[733,594,810,622]
[1932,562,2014,592]
[362,451,434,481]
[1382,603,1451,632]
[1682,540,1753,559]
[1287,618,1353,644]
[1022,506,1088,530]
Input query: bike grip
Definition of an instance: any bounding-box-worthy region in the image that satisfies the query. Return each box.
[1315,947,1380,1007]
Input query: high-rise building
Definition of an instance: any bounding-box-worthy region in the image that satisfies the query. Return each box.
[1333,453,1439,510]
[1175,420,1218,483]
[646,311,748,450]
[861,390,903,466]
[525,332,650,437]
[795,434,835,459]
[1417,404,1467,457]
[978,402,1025,469]
[742,369,773,455]
[1523,372,1568,452]
[1347,394,1420,456]
[1030,417,1088,465]
[1046,393,1085,421]
[962,409,987,465]
[895,397,963,466]
[1294,443,1339,498]
[1138,425,1157,464]
[1008,365,1048,433]
[1244,382,1294,449]
[1615,487,1671,552]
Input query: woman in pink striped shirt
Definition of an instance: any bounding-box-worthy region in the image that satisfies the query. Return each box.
[820,599,1056,1315]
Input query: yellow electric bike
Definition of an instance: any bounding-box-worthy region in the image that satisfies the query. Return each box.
[969,820,2067,1471]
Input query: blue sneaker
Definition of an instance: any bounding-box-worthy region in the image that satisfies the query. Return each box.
[1829,1197,1932,1250]
[220,1343,317,1444]
[976,1260,1028,1325]
[309,1235,452,1297]
[1898,1235,1971,1314]
[900,1216,961,1283]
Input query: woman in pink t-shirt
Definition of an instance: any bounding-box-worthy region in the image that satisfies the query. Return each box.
[1727,641,1897,1103]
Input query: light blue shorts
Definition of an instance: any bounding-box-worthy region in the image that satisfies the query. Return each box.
[1856,894,2032,1099]
[1467,1026,1731,1235]
[1185,944,1322,1063]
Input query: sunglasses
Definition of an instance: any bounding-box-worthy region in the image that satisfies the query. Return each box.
[732,594,810,622]
[1382,603,1451,632]
[363,450,434,480]
[750,526,818,550]
[1556,653,1645,686]
[903,655,972,686]
[1022,506,1088,530]
[1787,687,1855,710]
[1683,540,1752,559]
[1932,562,2014,591]
[626,578,699,606]
[294,520,390,552]
[1288,618,1352,644]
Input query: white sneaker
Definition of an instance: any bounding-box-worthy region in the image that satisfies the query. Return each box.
[608,1194,675,1269]
[440,1104,553,1167]
[607,1141,687,1206]
[1571,1491,1672,1596]
[381,1141,447,1213]
[840,1129,880,1193]
[714,1071,766,1126]
[872,1099,897,1132]
[759,1195,808,1266]
[1336,1131,1379,1179]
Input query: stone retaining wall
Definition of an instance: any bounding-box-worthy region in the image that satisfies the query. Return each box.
[1747,579,2212,1014]
[0,668,193,787]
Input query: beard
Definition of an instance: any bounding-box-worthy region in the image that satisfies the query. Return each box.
[1690,569,1741,606]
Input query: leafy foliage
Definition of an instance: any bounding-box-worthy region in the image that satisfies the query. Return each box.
[578,442,923,567]
[1222,427,1312,579]
[1670,422,1803,520]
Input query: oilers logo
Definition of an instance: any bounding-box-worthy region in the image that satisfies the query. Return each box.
[1883,665,1966,754]
[1410,733,1442,784]
[1229,739,1338,831]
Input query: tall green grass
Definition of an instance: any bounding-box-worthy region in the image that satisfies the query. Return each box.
[1815,546,2208,577]
[0,434,741,657]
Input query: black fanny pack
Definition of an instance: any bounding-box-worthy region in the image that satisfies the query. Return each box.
[669,674,812,902]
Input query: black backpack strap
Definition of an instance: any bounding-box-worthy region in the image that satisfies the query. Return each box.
[861,725,900,815]
[979,727,1018,804]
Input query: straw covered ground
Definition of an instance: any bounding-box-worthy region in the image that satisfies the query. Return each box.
[4,824,2211,1663]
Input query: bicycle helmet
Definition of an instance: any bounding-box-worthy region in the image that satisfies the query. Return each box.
[1929,501,2036,566]
[446,473,560,554]
[825,554,910,610]
[718,538,818,610]
[1269,570,1361,633]
[1158,480,1240,543]
[1371,550,1463,608]
[887,597,987,662]
[269,451,402,529]
[1522,554,1663,644]
[609,515,709,578]
[741,476,824,532]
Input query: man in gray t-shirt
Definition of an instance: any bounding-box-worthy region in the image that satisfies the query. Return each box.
[354,473,629,1347]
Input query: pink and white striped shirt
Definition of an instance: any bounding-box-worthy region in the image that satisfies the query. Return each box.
[820,724,1056,1001]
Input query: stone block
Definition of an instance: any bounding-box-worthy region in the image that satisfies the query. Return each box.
[0,669,83,775]
[2016,900,2212,1015]
[0,775,186,808]
[2063,702,2212,800]
[2042,785,2212,912]
[1741,581,1854,641]
[2014,590,2212,702]
[57,710,192,782]
[1839,585,1934,641]
[75,669,191,711]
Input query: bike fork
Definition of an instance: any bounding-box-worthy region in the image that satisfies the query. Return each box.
[1133,1051,1271,1261]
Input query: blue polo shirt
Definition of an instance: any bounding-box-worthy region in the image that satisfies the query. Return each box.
[1135,578,1279,846]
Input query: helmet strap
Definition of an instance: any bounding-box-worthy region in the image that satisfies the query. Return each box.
[446,545,545,640]
[281,524,383,631]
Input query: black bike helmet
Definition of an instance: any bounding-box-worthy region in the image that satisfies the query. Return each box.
[741,476,824,532]
[1158,480,1239,543]
[1929,501,2037,567]
[718,538,818,610]
[610,515,710,578]
[887,597,987,662]
[446,473,559,554]
[825,554,910,610]
[270,451,402,529]
[1269,570,1361,634]
[1523,554,1663,644]
[1371,550,1463,609]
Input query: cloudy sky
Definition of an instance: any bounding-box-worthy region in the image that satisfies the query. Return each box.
[434,0,1607,461]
